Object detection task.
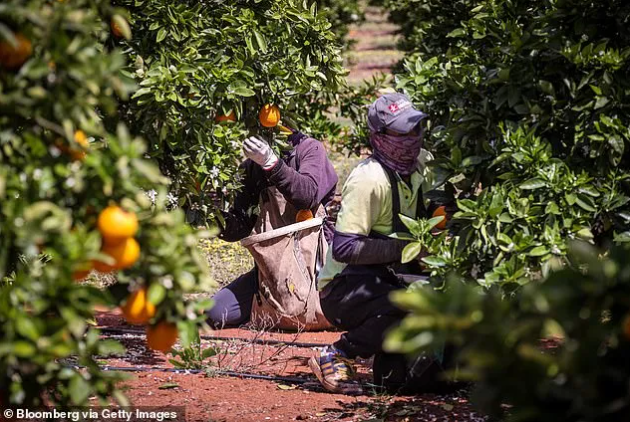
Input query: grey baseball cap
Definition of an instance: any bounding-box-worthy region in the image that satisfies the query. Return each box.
[367,93,428,134]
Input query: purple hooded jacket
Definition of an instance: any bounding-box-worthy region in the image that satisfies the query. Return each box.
[219,132,338,243]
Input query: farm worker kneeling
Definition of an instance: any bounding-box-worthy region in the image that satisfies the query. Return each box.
[309,93,444,395]
[206,128,338,328]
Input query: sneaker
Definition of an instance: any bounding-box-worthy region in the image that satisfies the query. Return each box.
[308,346,363,395]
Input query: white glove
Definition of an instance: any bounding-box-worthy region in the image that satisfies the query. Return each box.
[243,136,278,170]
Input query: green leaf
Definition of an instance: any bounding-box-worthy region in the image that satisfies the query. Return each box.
[13,341,36,357]
[520,178,546,190]
[427,216,445,229]
[402,242,422,264]
[421,256,447,267]
[69,374,90,404]
[147,283,166,306]
[545,202,560,215]
[132,159,166,183]
[16,317,39,341]
[614,231,630,243]
[156,28,167,43]
[232,86,256,97]
[112,390,130,407]
[576,228,594,240]
[446,28,466,38]
[575,194,596,212]
[399,214,421,234]
[461,156,484,167]
[457,199,477,213]
[253,30,267,53]
[202,347,218,359]
[498,213,514,223]
[539,80,555,95]
[176,320,197,349]
[528,246,549,257]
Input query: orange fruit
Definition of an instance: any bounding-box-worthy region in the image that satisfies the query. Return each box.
[432,205,448,230]
[94,237,140,272]
[0,33,32,70]
[259,104,280,128]
[53,131,89,161]
[215,111,236,123]
[295,209,313,223]
[111,19,124,38]
[97,205,139,244]
[121,287,156,325]
[70,130,89,160]
[146,321,178,352]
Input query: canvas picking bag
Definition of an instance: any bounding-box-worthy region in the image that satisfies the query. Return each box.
[240,186,332,331]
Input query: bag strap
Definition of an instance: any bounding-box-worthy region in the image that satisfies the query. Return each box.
[374,157,428,233]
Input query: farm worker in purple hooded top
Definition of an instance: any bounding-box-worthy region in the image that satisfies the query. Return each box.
[309,93,447,395]
[206,127,338,328]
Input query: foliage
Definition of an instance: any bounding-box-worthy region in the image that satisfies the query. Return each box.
[199,238,253,287]
[363,0,630,288]
[315,0,364,44]
[169,332,218,370]
[335,73,392,155]
[0,0,213,407]
[110,0,348,224]
[386,241,630,421]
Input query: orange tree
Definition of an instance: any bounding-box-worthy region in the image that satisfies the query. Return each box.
[109,0,348,225]
[386,242,630,421]
[315,0,363,45]
[0,0,213,408]
[364,1,630,418]
[353,0,630,290]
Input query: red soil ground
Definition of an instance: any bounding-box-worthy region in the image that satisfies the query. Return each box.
[95,310,487,422]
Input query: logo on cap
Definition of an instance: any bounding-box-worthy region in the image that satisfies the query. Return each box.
[388,99,412,115]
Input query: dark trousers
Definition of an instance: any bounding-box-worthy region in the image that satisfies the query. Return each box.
[206,269,256,328]
[320,272,407,359]
[321,272,455,394]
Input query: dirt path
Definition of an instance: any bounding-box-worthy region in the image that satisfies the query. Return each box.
[345,5,403,85]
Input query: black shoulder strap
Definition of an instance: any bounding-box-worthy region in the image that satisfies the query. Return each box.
[416,181,428,219]
[374,157,428,234]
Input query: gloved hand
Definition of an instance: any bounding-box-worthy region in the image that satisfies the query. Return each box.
[243,136,278,170]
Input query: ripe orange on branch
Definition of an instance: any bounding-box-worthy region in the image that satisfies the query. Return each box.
[94,237,140,272]
[215,111,236,123]
[97,205,139,244]
[121,287,156,325]
[0,33,32,71]
[432,205,448,230]
[146,321,178,352]
[70,130,89,160]
[259,104,280,127]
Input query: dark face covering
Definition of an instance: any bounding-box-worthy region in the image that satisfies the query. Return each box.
[369,129,424,175]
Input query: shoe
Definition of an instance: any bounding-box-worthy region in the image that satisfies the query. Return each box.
[308,346,363,395]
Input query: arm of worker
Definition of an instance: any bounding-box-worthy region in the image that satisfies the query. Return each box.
[330,170,408,265]
[265,136,338,210]
[333,232,408,265]
[218,161,263,242]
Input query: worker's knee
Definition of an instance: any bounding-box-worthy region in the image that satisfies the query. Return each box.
[206,288,248,328]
